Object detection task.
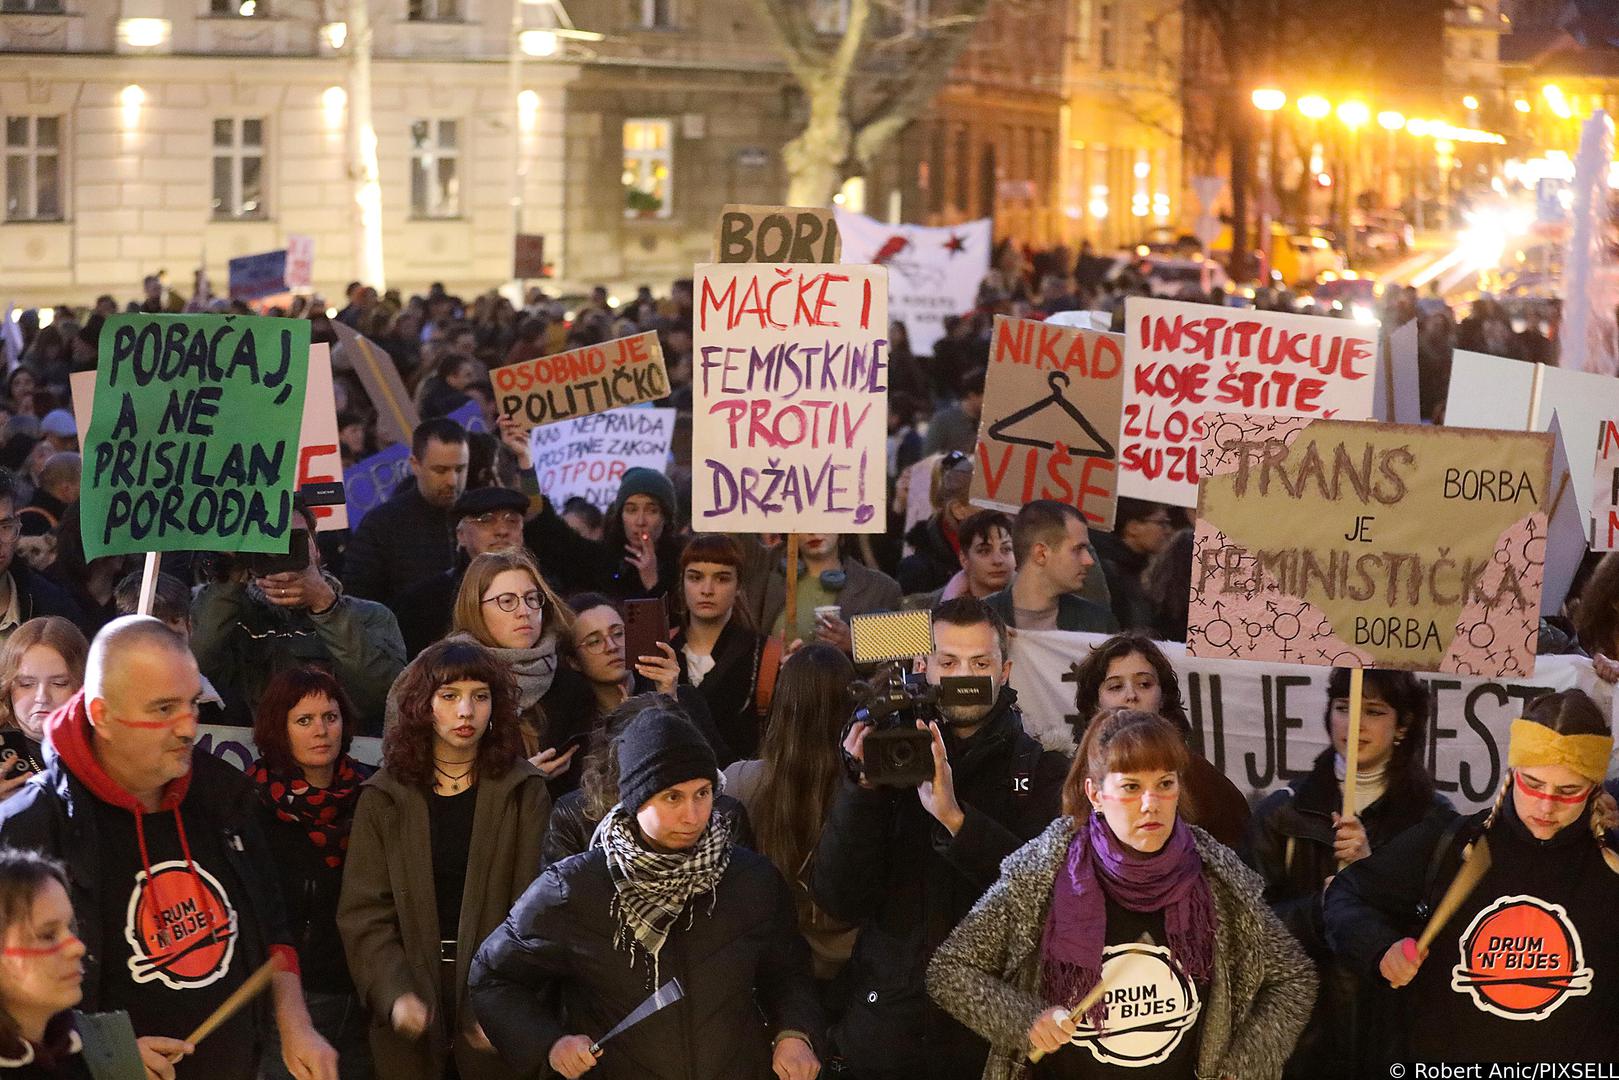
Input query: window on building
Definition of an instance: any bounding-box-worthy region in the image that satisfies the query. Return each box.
[208,0,267,16]
[0,0,65,12]
[1074,0,1091,60]
[810,0,848,35]
[211,117,265,220]
[639,0,672,28]
[407,0,459,22]
[622,119,672,219]
[4,116,61,222]
[410,119,460,218]
[1098,3,1117,69]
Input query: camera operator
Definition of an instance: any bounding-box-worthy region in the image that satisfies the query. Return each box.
[808,596,1067,1080]
[192,505,407,736]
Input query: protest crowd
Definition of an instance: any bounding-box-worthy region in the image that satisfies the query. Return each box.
[0,232,1613,1080]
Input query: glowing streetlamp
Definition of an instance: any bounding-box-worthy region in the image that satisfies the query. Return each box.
[1297,94,1331,120]
[1251,88,1286,112]
[1336,101,1370,129]
[1377,110,1406,131]
[1462,94,1479,111]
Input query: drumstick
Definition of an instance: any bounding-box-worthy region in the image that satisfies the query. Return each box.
[1416,837,1493,954]
[184,957,282,1046]
[1028,936,1156,1064]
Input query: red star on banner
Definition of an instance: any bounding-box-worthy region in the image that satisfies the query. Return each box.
[944,234,968,255]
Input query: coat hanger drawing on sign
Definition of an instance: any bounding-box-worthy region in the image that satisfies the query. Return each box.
[984,371,1114,458]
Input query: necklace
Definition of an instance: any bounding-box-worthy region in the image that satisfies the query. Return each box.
[434,760,474,784]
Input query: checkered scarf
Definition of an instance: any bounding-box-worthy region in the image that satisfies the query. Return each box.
[594,803,735,988]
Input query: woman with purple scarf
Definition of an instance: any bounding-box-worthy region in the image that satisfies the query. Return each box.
[927,709,1315,1080]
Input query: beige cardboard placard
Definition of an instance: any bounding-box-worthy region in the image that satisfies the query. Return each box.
[490,331,669,433]
[715,204,841,264]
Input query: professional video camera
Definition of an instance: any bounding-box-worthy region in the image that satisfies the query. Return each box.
[842,664,994,787]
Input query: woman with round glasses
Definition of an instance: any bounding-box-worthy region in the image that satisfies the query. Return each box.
[389,550,583,788]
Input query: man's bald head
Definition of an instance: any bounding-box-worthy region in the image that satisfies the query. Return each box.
[85,615,193,704]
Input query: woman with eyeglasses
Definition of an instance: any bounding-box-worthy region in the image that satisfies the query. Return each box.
[387,550,583,790]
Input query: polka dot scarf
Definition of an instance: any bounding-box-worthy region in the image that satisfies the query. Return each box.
[249,756,368,869]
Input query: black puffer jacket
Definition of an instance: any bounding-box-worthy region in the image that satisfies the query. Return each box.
[807,689,1067,1080]
[1242,749,1453,1080]
[896,516,959,596]
[469,842,824,1080]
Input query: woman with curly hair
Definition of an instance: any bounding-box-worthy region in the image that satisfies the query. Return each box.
[338,640,550,1080]
[1071,633,1250,846]
[1325,689,1619,1065]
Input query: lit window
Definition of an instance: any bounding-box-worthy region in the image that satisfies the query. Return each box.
[4,116,62,222]
[622,119,672,219]
[208,0,267,17]
[410,119,460,219]
[212,118,266,220]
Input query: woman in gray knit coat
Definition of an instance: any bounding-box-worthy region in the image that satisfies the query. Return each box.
[928,710,1316,1080]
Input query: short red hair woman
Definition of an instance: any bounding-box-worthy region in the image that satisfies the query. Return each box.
[928,709,1316,1079]
[248,667,375,1080]
[1325,690,1619,1065]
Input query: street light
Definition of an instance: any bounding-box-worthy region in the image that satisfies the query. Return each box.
[1252,88,1286,112]
[1336,101,1370,129]
[1377,110,1406,131]
[1298,95,1331,120]
[1514,99,1531,113]
[1462,94,1480,111]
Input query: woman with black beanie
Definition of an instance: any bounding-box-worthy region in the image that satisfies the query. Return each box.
[471,706,823,1080]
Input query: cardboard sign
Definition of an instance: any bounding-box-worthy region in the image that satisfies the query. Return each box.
[514,233,546,279]
[1188,413,1552,677]
[491,331,668,433]
[82,314,309,558]
[715,204,841,264]
[970,316,1125,528]
[1119,298,1378,507]
[1542,413,1585,614]
[74,345,346,533]
[1593,418,1619,550]
[1373,318,1421,425]
[331,322,419,447]
[1445,349,1619,524]
[227,250,291,302]
[285,234,314,289]
[529,406,675,510]
[1007,628,1610,812]
[343,443,410,528]
[834,210,991,355]
[691,262,888,533]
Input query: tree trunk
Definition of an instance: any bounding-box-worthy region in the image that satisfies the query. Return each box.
[1228,90,1252,282]
[346,0,385,289]
[782,79,851,207]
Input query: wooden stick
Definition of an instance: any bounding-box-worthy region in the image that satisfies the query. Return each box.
[136,551,161,617]
[1340,667,1365,820]
[184,957,280,1046]
[1526,364,1545,432]
[1416,837,1493,953]
[782,534,800,646]
[1028,939,1158,1064]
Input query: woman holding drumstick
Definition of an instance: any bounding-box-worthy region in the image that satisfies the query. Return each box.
[927,709,1314,1079]
[1325,689,1619,1064]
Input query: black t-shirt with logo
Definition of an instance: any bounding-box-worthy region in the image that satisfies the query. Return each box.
[94,799,255,1080]
[1034,895,1205,1079]
[1402,800,1619,1063]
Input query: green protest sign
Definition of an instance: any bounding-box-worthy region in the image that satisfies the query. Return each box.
[81,313,310,559]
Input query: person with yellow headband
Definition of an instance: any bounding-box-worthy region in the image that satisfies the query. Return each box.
[1323,689,1619,1065]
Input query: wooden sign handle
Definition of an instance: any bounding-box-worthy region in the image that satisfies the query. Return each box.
[183,957,280,1046]
[1338,666,1365,870]
[136,551,161,617]
[782,534,800,646]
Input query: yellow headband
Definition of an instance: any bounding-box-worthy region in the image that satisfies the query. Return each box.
[1506,719,1613,785]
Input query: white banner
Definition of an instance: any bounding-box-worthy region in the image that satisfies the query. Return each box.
[529,407,675,511]
[833,210,991,356]
[1008,629,1613,813]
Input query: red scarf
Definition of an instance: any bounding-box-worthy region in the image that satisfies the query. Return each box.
[249,757,367,869]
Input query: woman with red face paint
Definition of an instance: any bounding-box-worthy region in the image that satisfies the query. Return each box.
[928,709,1315,1080]
[0,847,182,1080]
[1325,689,1619,1064]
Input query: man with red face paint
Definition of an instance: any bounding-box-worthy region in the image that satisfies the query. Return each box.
[0,617,338,1080]
[1326,689,1619,1065]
